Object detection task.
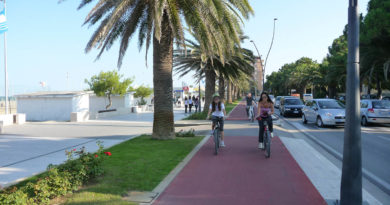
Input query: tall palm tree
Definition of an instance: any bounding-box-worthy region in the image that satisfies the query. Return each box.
[174,39,254,112]
[75,0,253,139]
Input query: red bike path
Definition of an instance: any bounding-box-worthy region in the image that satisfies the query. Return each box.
[154,101,326,205]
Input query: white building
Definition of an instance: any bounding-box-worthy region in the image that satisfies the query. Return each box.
[15,91,91,121]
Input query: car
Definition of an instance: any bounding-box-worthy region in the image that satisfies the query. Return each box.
[274,96,295,109]
[303,94,313,102]
[382,96,390,101]
[360,100,390,126]
[302,99,346,127]
[269,95,275,103]
[279,97,304,117]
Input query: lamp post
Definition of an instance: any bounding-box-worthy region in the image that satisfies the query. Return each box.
[263,18,278,91]
[250,18,277,94]
[340,0,362,204]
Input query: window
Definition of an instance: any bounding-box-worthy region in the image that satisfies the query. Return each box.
[372,101,390,109]
[318,100,345,109]
[285,99,303,105]
[361,102,368,108]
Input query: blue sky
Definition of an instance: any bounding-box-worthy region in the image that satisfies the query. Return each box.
[0,0,370,95]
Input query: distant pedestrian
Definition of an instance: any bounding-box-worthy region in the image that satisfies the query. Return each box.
[189,96,193,113]
[194,96,199,112]
[184,97,189,113]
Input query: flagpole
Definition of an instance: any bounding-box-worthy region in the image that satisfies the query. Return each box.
[3,0,8,114]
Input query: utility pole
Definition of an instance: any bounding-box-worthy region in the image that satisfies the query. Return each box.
[340,1,362,205]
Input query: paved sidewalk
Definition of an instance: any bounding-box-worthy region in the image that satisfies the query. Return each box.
[154,104,326,205]
[0,108,190,187]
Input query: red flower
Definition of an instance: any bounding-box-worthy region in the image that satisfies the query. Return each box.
[104,152,112,156]
[94,154,98,158]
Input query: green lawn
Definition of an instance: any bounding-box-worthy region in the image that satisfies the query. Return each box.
[63,135,203,205]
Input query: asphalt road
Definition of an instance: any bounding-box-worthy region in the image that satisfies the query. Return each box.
[278,111,390,198]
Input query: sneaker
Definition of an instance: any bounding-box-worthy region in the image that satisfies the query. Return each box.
[270,132,274,138]
[220,141,226,147]
[258,143,264,149]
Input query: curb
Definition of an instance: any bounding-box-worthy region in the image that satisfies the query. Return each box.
[281,117,390,196]
[127,131,210,205]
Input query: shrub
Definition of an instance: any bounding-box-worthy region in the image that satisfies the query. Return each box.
[0,141,110,205]
[176,129,196,138]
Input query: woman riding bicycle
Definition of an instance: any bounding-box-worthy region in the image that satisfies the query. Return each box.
[207,94,227,147]
[255,92,275,149]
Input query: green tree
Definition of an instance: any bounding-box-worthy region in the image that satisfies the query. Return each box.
[85,71,133,109]
[174,39,254,112]
[75,0,253,139]
[360,0,390,97]
[134,86,153,106]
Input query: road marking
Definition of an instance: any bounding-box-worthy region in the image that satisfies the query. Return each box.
[280,137,381,205]
[285,119,390,198]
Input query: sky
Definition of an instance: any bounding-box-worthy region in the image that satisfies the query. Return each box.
[0,0,370,95]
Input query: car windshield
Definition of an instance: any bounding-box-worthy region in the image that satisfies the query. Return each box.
[372,101,390,109]
[285,99,303,105]
[276,96,281,100]
[318,100,345,109]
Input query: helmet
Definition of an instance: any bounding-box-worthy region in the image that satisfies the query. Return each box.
[212,93,220,98]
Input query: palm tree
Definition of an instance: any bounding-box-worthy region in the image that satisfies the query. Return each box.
[174,40,254,113]
[75,0,253,139]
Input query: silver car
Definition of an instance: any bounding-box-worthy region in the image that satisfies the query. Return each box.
[360,100,390,126]
[302,99,346,127]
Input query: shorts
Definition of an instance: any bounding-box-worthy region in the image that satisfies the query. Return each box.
[212,116,224,131]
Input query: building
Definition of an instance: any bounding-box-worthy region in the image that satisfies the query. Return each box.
[253,56,264,94]
[15,91,91,121]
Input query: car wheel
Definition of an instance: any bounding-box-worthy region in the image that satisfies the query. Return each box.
[302,114,307,124]
[361,116,368,126]
[316,116,324,128]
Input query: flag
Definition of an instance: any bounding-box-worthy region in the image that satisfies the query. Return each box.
[0,8,7,34]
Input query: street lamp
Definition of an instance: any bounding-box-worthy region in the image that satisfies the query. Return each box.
[340,0,362,204]
[250,18,278,95]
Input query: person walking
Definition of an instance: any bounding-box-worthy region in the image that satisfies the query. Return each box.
[184,97,189,113]
[255,92,275,149]
[188,96,193,113]
[194,96,199,112]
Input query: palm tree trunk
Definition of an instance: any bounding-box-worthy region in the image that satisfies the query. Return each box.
[218,76,225,100]
[227,81,232,103]
[152,11,174,139]
[204,69,216,113]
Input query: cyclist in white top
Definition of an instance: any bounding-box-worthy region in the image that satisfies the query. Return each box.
[207,93,227,147]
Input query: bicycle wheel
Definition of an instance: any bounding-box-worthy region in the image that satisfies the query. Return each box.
[214,129,219,155]
[265,131,271,158]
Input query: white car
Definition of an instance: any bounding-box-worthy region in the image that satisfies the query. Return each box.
[360,100,390,126]
[302,99,346,127]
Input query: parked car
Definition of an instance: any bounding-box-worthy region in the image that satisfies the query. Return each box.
[280,97,304,117]
[360,100,390,126]
[302,99,346,127]
[303,94,313,102]
[269,95,275,103]
[361,94,378,99]
[382,96,390,101]
[274,96,294,109]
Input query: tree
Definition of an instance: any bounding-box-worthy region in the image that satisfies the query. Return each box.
[85,71,133,109]
[174,39,254,112]
[360,0,390,97]
[134,86,153,106]
[76,0,253,139]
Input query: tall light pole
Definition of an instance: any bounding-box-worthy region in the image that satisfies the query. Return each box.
[263,18,278,90]
[340,0,362,205]
[250,18,278,94]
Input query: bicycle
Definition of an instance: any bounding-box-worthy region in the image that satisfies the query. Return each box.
[258,114,279,158]
[210,116,223,155]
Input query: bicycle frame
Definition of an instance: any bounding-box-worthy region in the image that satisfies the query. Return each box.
[212,117,222,155]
